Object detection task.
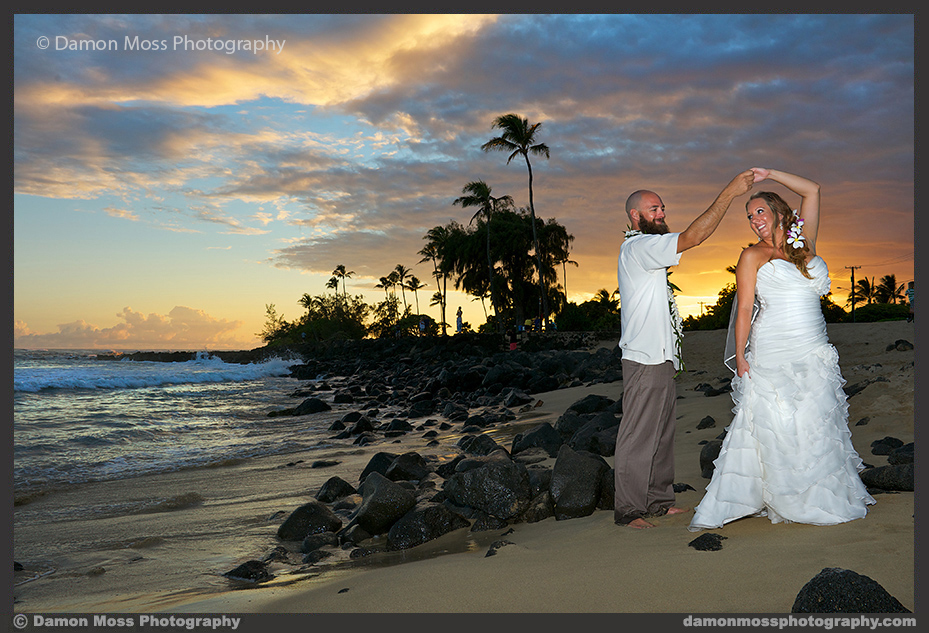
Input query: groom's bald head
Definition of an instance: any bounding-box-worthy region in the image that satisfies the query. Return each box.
[625,190,668,234]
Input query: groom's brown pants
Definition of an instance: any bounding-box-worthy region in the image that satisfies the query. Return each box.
[614,359,677,524]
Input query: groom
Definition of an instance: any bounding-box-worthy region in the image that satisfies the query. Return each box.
[615,170,754,529]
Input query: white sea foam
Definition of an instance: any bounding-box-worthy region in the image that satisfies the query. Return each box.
[13,354,299,393]
[13,350,326,493]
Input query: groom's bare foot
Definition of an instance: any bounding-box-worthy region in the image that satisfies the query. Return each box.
[626,517,656,529]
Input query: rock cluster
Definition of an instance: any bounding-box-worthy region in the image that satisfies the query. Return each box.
[272,418,621,567]
[226,382,630,583]
[224,334,914,585]
[861,437,914,493]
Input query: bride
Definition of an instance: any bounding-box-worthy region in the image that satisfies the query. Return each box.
[688,168,875,531]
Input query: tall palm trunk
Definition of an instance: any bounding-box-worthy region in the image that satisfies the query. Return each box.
[485,208,501,333]
[524,155,548,328]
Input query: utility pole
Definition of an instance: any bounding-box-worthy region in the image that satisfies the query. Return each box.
[846,266,861,323]
[698,302,706,316]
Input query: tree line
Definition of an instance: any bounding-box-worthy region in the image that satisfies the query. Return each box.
[259,257,910,348]
[260,113,576,346]
[258,113,911,347]
[681,270,909,331]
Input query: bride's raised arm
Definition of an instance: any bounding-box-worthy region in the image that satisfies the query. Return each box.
[751,168,821,251]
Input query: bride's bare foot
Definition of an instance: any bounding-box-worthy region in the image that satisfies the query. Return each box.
[626,517,656,529]
[666,506,690,515]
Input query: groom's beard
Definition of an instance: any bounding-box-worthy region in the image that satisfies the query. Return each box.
[640,217,669,235]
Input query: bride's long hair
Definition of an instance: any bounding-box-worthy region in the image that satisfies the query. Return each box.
[748,191,812,279]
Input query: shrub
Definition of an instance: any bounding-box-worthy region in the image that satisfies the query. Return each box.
[846,302,908,322]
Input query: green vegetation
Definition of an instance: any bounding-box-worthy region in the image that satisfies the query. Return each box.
[682,267,907,330]
[847,302,909,322]
[258,112,910,348]
[554,289,621,333]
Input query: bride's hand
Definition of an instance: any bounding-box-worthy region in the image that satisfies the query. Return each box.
[750,167,769,183]
[736,357,751,378]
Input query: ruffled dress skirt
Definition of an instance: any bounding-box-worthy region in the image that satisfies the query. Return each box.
[689,258,875,530]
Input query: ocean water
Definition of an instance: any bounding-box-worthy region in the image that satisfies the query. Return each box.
[12,349,328,498]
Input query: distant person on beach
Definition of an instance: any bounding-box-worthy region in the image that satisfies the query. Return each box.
[906,281,914,322]
[419,317,426,336]
[689,168,875,531]
[615,170,755,529]
[508,328,518,351]
[456,307,463,333]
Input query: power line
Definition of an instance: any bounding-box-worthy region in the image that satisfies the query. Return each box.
[852,252,914,269]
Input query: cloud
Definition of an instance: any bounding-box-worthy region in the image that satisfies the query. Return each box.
[14,306,251,350]
[13,14,913,332]
[104,206,140,220]
[273,227,436,285]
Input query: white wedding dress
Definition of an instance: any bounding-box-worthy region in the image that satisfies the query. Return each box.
[689,256,875,530]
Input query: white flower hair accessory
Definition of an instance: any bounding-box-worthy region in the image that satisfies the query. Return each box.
[787,217,805,250]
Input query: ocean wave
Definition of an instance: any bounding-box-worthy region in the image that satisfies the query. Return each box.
[13,355,299,393]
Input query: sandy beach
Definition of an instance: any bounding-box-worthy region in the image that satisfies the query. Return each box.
[12,321,915,615]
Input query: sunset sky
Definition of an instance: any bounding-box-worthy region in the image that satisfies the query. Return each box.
[13,14,914,351]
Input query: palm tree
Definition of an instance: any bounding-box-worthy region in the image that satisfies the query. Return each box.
[375,276,392,300]
[481,113,551,327]
[848,276,876,308]
[419,239,448,336]
[536,216,574,317]
[406,275,426,314]
[875,274,905,304]
[331,264,354,299]
[593,288,620,313]
[393,264,411,311]
[453,180,513,332]
[559,255,579,298]
[386,271,400,298]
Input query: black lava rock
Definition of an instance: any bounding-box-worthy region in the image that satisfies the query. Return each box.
[688,533,727,551]
[887,442,914,465]
[358,452,400,484]
[277,500,343,541]
[549,444,608,521]
[384,451,432,482]
[316,476,357,503]
[791,568,911,613]
[696,416,716,429]
[350,472,417,535]
[511,422,564,458]
[699,439,723,479]
[443,457,532,520]
[224,560,273,582]
[870,436,905,456]
[386,501,470,550]
[859,463,914,492]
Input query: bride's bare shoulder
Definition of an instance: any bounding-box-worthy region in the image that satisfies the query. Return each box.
[738,242,771,268]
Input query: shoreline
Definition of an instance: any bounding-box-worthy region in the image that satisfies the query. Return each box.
[13,322,915,614]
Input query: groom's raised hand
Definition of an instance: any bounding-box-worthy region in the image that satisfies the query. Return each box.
[750,167,770,183]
